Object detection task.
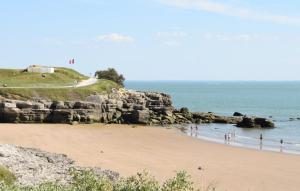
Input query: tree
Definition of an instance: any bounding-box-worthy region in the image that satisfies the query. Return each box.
[95,68,125,86]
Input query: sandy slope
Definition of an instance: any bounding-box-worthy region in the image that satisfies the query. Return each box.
[0,124,299,191]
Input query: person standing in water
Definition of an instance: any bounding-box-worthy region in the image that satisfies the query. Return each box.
[259,133,263,150]
[280,139,284,152]
[260,133,263,141]
[195,125,199,137]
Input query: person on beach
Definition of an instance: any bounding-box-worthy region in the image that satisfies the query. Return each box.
[280,139,284,152]
[195,125,199,137]
[224,134,228,142]
[228,133,231,141]
[259,134,263,150]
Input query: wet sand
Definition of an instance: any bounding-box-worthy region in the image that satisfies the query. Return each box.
[0,124,299,191]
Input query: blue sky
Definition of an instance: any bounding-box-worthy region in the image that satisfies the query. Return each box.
[1,0,300,80]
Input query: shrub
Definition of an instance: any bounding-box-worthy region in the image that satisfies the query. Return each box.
[70,169,113,191]
[162,171,194,191]
[114,171,160,191]
[0,170,213,191]
[95,68,125,86]
[0,166,16,186]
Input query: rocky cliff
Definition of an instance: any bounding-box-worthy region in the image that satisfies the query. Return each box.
[0,89,275,128]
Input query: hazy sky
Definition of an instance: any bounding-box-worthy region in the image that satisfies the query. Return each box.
[1,0,300,80]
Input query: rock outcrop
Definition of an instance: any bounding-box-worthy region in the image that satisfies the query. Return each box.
[237,116,275,128]
[0,144,118,187]
[233,112,244,117]
[0,89,274,128]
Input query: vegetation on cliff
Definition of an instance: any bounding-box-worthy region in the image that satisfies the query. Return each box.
[95,68,125,87]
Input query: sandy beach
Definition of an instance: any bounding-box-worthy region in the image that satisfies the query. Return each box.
[0,124,299,191]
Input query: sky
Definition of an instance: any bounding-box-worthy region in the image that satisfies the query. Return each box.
[1,0,300,80]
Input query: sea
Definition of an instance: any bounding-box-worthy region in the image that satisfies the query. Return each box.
[125,81,300,154]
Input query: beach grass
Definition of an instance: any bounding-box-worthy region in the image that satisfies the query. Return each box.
[0,79,120,101]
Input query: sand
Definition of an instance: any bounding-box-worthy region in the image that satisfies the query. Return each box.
[0,124,299,191]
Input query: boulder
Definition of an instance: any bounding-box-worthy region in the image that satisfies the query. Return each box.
[48,110,73,123]
[237,117,275,128]
[16,101,33,109]
[1,107,20,123]
[254,117,275,128]
[132,110,150,124]
[233,112,244,117]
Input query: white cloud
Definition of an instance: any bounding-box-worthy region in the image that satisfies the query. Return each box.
[96,33,135,43]
[156,31,187,38]
[203,33,280,42]
[159,0,300,25]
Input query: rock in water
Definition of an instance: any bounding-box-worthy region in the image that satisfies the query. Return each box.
[237,117,275,128]
[233,112,244,117]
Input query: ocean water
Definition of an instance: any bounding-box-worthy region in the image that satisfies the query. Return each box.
[125,81,300,154]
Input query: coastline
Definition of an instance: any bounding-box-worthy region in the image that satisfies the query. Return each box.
[0,124,299,191]
[182,123,300,155]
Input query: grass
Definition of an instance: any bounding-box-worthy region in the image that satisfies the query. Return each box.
[0,67,120,101]
[0,169,215,191]
[0,67,87,87]
[0,165,16,186]
[0,79,120,101]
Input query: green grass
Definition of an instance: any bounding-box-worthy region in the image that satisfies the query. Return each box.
[0,165,16,186]
[0,67,87,87]
[0,79,120,101]
[0,67,120,101]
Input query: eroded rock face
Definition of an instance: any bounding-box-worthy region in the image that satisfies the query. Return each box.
[0,89,274,127]
[0,144,118,187]
[0,90,174,125]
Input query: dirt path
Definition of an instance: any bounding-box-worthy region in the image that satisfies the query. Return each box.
[0,78,98,89]
[75,77,98,87]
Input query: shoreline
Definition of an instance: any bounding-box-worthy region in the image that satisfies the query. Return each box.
[181,123,300,155]
[0,124,299,190]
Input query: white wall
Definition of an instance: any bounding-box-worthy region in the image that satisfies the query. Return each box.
[27,66,54,73]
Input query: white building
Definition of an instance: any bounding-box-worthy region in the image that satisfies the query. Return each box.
[27,65,55,73]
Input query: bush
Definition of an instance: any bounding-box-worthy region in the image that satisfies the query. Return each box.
[162,171,194,191]
[0,166,16,186]
[70,169,113,191]
[0,170,211,191]
[115,171,160,191]
[95,68,125,86]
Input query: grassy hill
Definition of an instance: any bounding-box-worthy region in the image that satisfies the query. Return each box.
[0,67,88,87]
[0,67,120,101]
